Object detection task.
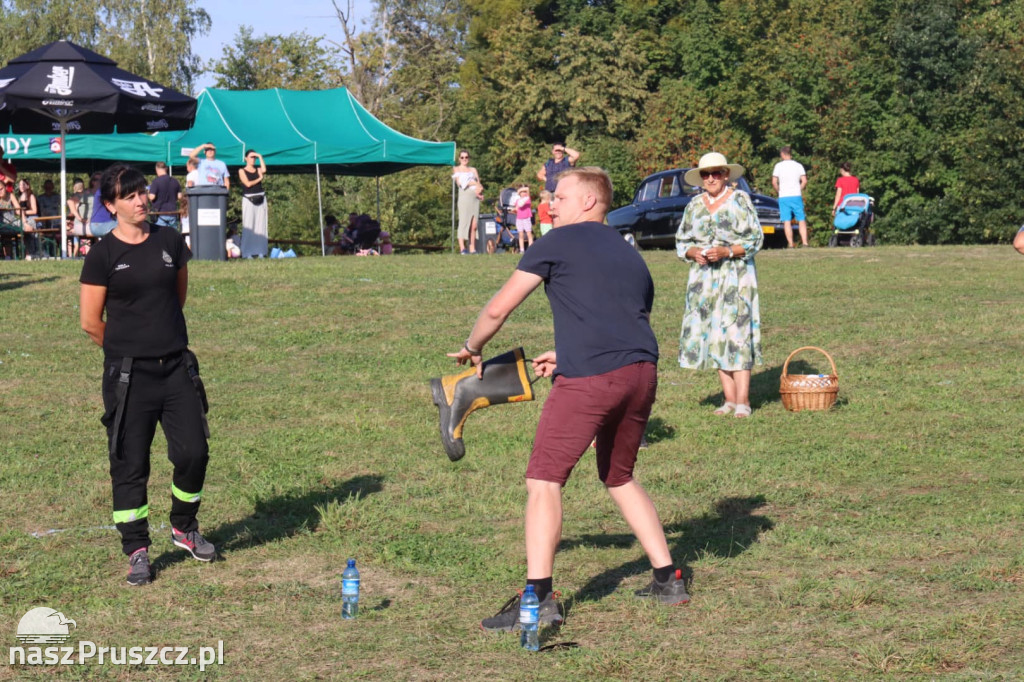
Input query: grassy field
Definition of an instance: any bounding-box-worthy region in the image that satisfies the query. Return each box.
[1,244,1023,680]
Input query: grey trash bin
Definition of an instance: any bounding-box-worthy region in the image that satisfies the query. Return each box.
[478,212,498,253]
[186,185,228,261]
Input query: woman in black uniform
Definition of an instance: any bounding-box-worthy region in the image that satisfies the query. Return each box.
[80,164,214,586]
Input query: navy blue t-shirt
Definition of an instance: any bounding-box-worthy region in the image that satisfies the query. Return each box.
[543,157,573,192]
[516,221,658,378]
[80,224,191,359]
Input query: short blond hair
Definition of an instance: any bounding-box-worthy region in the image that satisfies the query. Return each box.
[539,190,552,202]
[558,167,613,212]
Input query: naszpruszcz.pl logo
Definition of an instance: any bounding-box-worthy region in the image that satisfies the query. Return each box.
[10,607,224,672]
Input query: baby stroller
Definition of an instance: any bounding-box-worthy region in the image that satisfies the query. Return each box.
[495,187,519,252]
[829,193,876,247]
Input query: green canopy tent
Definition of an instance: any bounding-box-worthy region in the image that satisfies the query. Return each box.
[0,132,167,172]
[157,88,456,254]
[6,87,456,253]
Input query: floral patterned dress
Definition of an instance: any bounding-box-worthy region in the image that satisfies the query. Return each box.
[675,189,763,370]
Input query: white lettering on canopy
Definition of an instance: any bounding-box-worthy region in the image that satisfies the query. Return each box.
[3,137,34,155]
[110,78,163,98]
[44,66,75,96]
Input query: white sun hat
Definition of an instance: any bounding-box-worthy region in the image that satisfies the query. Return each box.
[683,152,746,186]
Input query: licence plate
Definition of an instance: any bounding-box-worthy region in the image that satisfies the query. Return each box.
[761,224,775,234]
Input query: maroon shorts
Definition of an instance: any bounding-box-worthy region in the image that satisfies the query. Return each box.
[526,361,656,487]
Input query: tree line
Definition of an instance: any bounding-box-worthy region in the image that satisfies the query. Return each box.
[3,0,1022,247]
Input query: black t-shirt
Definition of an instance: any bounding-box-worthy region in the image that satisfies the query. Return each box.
[79,224,191,358]
[148,174,181,214]
[516,221,658,378]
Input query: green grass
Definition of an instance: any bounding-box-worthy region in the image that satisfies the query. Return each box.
[1,245,1023,680]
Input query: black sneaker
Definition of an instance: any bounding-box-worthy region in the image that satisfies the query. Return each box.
[171,527,216,562]
[126,548,152,586]
[635,569,690,605]
[480,590,564,632]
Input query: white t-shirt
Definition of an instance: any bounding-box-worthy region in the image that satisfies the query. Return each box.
[772,159,806,198]
[186,170,199,187]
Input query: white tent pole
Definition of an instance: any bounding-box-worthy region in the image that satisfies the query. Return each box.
[316,163,325,256]
[376,177,380,224]
[59,123,67,259]
[451,178,456,254]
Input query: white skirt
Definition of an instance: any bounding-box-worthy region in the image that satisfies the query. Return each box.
[241,196,268,257]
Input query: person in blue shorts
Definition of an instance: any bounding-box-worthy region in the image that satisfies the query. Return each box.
[772,146,809,248]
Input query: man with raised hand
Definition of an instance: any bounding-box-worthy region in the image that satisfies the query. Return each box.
[189,142,230,190]
[536,142,580,194]
[448,166,689,634]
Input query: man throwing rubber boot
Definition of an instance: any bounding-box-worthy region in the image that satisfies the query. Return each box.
[447,167,689,634]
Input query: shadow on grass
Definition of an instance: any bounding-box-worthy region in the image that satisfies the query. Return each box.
[151,474,384,573]
[698,361,820,410]
[0,274,59,292]
[562,495,773,614]
[643,416,675,445]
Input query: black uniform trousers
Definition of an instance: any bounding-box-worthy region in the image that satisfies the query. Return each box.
[101,353,209,556]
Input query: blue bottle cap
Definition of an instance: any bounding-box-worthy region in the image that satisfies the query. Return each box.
[523,584,535,594]
[347,559,356,568]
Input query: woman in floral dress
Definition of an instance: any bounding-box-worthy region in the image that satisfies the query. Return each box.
[675,152,763,418]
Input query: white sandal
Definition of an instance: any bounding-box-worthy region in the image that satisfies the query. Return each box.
[734,404,752,418]
[713,401,736,416]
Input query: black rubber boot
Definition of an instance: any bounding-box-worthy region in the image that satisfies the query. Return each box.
[430,347,535,461]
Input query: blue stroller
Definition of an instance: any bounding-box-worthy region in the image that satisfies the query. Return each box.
[828,193,876,247]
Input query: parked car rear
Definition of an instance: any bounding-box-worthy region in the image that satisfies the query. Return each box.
[607,169,783,249]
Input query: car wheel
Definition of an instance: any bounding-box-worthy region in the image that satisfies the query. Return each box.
[623,233,640,251]
[828,234,838,248]
[849,234,863,247]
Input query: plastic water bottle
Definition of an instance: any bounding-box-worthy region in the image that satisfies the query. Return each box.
[519,585,539,651]
[342,559,360,620]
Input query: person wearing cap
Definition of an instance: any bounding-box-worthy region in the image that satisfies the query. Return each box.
[189,143,230,190]
[676,152,763,418]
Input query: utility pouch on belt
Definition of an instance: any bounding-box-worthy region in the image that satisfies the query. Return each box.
[183,349,211,438]
[108,356,133,459]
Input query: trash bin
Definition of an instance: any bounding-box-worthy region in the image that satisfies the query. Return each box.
[478,213,498,253]
[186,185,228,261]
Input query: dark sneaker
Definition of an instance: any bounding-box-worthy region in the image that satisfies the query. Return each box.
[635,569,690,605]
[171,527,216,562]
[126,548,152,586]
[480,590,564,632]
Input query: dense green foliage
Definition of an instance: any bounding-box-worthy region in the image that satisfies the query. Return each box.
[3,0,1023,246]
[247,0,1024,247]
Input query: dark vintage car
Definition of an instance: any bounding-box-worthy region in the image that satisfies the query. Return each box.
[607,168,784,249]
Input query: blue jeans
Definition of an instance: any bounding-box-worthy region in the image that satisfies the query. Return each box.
[90,220,117,237]
[153,215,178,228]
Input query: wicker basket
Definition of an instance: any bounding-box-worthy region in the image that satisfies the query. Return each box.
[779,346,839,412]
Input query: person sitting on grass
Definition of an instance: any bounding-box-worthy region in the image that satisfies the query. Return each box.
[448,166,690,635]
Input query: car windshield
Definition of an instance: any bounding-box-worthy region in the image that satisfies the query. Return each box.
[681,174,753,195]
[638,172,754,202]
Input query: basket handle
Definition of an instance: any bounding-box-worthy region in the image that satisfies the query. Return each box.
[781,346,838,378]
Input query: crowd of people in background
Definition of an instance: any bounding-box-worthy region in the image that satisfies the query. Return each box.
[0,141,387,260]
